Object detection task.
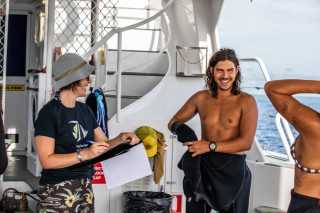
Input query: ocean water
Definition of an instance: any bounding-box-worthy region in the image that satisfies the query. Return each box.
[254,94,319,154]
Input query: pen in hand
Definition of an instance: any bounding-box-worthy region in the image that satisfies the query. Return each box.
[85,140,108,147]
[86,140,95,145]
[86,140,130,144]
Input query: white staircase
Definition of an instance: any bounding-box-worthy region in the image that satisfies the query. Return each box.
[104,49,168,117]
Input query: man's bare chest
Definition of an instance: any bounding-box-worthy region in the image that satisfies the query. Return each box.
[198,101,242,128]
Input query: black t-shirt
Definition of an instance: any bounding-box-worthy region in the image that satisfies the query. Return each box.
[34,99,98,185]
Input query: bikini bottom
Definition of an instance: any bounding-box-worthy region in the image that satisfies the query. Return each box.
[287,189,320,213]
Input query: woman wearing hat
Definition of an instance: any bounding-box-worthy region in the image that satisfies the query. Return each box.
[34,53,139,212]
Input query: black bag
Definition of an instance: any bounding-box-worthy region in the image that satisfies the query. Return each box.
[0,188,38,212]
[123,191,172,213]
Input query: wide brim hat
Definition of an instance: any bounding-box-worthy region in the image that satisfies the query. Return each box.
[53,53,95,91]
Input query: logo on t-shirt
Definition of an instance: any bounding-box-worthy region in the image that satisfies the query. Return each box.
[69,121,88,142]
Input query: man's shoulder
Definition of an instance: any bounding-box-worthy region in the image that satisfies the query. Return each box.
[237,91,256,104]
[238,91,255,99]
[192,90,209,98]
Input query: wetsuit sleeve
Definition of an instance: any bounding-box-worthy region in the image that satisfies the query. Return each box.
[171,122,198,142]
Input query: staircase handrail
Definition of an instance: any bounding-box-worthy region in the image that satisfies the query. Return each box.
[83,0,174,122]
[102,13,171,93]
[83,0,175,59]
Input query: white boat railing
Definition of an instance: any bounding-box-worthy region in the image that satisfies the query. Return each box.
[239,57,294,162]
[83,0,174,123]
[275,113,294,163]
[240,57,271,82]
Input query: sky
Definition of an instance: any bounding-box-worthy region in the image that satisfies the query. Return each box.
[218,0,320,81]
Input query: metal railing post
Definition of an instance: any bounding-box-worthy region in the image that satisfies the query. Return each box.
[1,0,10,119]
[275,113,294,163]
[116,32,122,123]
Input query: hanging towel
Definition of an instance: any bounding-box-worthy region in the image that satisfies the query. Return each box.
[86,88,109,137]
[135,126,167,184]
[153,130,166,184]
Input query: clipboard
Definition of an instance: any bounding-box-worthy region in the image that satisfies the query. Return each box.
[67,141,141,169]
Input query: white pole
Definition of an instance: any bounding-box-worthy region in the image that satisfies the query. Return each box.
[116,32,122,123]
[1,0,10,120]
[0,0,10,196]
[44,0,55,103]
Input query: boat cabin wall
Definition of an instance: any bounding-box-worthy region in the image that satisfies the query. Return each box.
[4,0,43,154]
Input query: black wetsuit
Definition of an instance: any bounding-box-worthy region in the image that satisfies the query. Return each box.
[171,122,251,213]
[184,152,251,213]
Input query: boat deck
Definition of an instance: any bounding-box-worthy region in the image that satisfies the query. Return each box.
[3,155,40,191]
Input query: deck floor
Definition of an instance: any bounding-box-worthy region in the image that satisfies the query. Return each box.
[3,155,40,190]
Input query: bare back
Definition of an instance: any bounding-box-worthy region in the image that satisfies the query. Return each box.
[265,79,320,198]
[291,107,320,198]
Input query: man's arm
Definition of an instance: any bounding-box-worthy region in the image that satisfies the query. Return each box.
[264,80,320,132]
[168,92,200,131]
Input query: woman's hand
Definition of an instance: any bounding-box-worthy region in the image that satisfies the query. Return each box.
[119,132,140,145]
[83,141,110,160]
[183,140,210,157]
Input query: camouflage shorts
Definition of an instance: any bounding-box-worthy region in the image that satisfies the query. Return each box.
[37,178,94,213]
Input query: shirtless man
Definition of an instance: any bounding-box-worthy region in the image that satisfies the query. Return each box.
[168,48,258,213]
[265,80,320,213]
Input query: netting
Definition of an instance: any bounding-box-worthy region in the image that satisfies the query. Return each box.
[54,0,118,56]
[0,0,8,75]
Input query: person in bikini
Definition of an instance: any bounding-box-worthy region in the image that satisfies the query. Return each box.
[168,48,258,213]
[265,79,320,213]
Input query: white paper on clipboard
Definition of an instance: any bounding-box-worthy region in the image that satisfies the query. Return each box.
[101,143,152,189]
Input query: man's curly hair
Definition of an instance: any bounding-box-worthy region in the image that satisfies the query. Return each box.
[204,48,242,97]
